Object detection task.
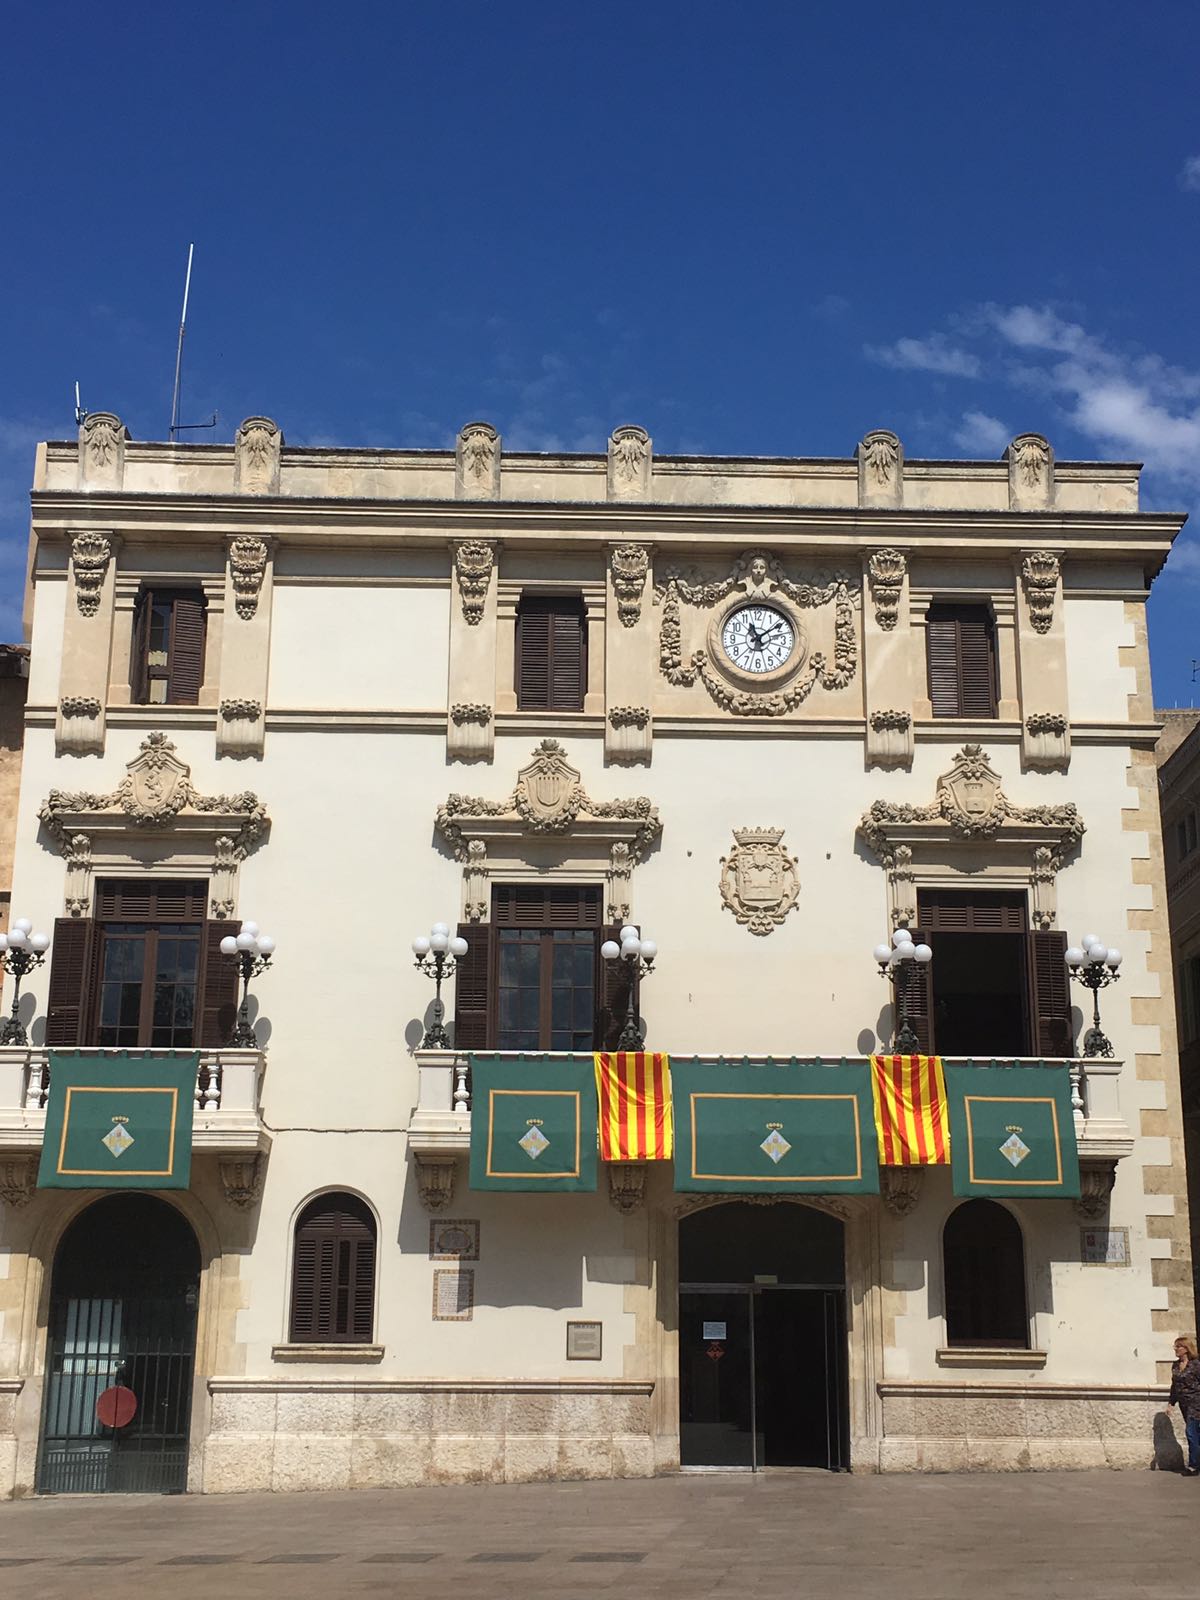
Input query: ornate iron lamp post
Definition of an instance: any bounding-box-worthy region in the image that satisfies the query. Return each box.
[0,918,51,1046]
[1065,933,1122,1058]
[219,921,276,1047]
[413,923,469,1048]
[874,928,933,1052]
[601,925,658,1050]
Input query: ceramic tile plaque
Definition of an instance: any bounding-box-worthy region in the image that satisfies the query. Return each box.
[432,1268,475,1321]
[566,1320,602,1360]
[429,1219,480,1261]
[1080,1226,1130,1266]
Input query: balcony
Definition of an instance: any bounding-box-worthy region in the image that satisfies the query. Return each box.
[0,1045,270,1176]
[407,1050,1134,1215]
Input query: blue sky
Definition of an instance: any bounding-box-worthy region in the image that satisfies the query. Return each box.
[3,2,1199,699]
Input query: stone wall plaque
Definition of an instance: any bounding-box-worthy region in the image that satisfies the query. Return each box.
[566,1320,603,1360]
[432,1268,475,1320]
[1080,1226,1129,1266]
[429,1218,480,1261]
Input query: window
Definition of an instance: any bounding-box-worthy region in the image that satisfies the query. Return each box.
[943,1200,1028,1347]
[289,1192,377,1344]
[44,880,239,1049]
[452,885,632,1050]
[925,603,998,719]
[515,594,587,711]
[901,890,1071,1058]
[1178,811,1198,862]
[131,588,206,705]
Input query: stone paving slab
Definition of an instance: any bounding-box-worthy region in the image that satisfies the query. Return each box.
[0,1472,1198,1600]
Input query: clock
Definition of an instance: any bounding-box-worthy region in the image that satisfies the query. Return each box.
[720,604,797,675]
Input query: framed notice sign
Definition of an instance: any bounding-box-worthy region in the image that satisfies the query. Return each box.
[566,1321,603,1360]
[432,1269,474,1321]
[1080,1226,1130,1266]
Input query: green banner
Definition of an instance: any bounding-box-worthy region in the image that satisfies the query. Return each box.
[944,1062,1079,1198]
[672,1059,880,1194]
[468,1055,598,1192]
[38,1052,197,1190]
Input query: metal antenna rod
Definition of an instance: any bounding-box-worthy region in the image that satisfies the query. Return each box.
[168,242,195,442]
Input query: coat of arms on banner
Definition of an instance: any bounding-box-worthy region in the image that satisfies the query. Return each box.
[719,827,800,936]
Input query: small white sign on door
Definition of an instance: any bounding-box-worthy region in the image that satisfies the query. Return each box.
[702,1321,727,1340]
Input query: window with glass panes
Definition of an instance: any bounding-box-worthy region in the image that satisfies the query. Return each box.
[94,879,207,1048]
[493,884,603,1052]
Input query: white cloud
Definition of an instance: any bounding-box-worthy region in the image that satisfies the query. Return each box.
[953,410,1011,453]
[1166,538,1200,581]
[864,335,980,379]
[1180,155,1200,192]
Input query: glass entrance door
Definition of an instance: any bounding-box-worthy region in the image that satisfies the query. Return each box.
[679,1290,759,1468]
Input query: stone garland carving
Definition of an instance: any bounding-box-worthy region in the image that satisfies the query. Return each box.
[869,709,912,732]
[658,549,857,717]
[1021,551,1060,634]
[61,696,102,718]
[39,732,269,919]
[1026,711,1067,736]
[436,739,661,862]
[862,431,900,486]
[229,536,269,620]
[719,827,800,936]
[450,703,493,726]
[610,544,649,627]
[454,540,495,625]
[71,533,113,618]
[220,698,262,721]
[609,706,650,730]
[1012,434,1050,489]
[866,548,906,632]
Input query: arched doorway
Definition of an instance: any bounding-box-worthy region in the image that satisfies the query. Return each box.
[678,1202,848,1471]
[37,1194,201,1494]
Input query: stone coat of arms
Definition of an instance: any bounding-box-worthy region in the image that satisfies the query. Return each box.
[720,827,800,935]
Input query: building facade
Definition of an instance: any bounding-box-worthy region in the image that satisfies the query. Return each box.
[0,414,1192,1496]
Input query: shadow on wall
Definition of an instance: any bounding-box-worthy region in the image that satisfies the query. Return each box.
[1152,1411,1186,1472]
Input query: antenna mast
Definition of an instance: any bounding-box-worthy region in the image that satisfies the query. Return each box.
[168,243,195,442]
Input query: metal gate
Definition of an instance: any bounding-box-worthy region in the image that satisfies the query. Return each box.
[37,1194,200,1495]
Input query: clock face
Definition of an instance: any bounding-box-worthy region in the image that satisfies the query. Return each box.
[720,605,797,675]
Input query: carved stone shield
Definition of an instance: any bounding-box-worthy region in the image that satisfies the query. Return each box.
[719,827,800,936]
[515,740,582,825]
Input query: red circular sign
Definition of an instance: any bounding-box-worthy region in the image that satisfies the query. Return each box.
[96,1386,137,1429]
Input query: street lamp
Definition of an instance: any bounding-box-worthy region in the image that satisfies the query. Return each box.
[219,921,276,1047]
[413,922,469,1049]
[600,925,658,1051]
[874,927,933,1052]
[1065,933,1122,1058]
[0,918,51,1046]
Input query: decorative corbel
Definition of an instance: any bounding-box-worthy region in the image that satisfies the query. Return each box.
[414,1152,459,1211]
[77,413,127,490]
[857,431,903,509]
[0,1156,38,1207]
[1075,1160,1117,1220]
[448,702,494,764]
[233,417,282,494]
[879,1166,924,1216]
[607,1163,647,1214]
[218,1154,266,1210]
[1007,434,1054,511]
[607,426,652,501]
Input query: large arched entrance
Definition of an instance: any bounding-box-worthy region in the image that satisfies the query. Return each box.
[678,1202,848,1471]
[37,1194,201,1494]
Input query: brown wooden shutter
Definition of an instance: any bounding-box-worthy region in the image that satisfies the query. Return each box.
[130,591,150,703]
[289,1193,377,1343]
[516,602,551,709]
[199,921,240,1047]
[44,917,97,1048]
[926,612,962,718]
[1027,929,1072,1057]
[452,923,494,1049]
[167,593,206,705]
[893,927,934,1054]
[548,602,586,711]
[596,924,640,1049]
[918,890,1025,933]
[958,611,998,718]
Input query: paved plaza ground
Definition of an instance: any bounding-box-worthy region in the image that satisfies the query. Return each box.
[2,1471,1199,1600]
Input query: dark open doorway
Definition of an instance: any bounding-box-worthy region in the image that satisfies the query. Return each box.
[678,1202,848,1471]
[37,1194,200,1494]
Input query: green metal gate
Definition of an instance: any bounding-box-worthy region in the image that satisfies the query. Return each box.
[37,1194,200,1495]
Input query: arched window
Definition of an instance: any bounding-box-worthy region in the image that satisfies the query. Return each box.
[942,1199,1028,1348]
[289,1192,377,1344]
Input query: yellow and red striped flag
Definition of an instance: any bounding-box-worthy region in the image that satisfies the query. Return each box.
[594,1053,674,1162]
[870,1055,950,1166]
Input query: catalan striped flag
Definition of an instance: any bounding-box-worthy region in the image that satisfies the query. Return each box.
[870,1055,951,1166]
[594,1053,674,1162]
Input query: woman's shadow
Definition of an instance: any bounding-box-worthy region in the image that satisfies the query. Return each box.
[1152,1411,1186,1471]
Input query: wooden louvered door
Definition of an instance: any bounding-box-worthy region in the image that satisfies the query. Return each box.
[452,924,494,1049]
[289,1194,377,1344]
[917,890,1031,1057]
[893,927,933,1054]
[1027,929,1072,1057]
[89,879,208,1048]
[45,918,100,1048]
[516,595,586,711]
[492,884,602,1051]
[926,604,997,718]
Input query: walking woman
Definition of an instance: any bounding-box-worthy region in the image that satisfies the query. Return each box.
[1168,1335,1200,1475]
